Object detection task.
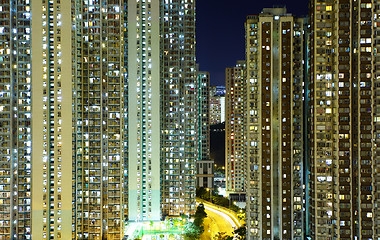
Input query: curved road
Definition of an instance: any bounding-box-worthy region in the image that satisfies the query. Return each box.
[200,202,240,239]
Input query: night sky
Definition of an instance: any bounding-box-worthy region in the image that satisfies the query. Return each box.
[196,0,309,86]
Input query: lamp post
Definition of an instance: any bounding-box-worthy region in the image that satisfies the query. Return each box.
[206,188,212,203]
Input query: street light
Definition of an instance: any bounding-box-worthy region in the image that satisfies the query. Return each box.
[206,188,212,203]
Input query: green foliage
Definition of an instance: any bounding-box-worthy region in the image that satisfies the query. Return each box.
[237,211,245,221]
[193,204,207,232]
[194,204,207,223]
[196,187,242,213]
[183,222,203,240]
[213,232,233,240]
[196,187,209,199]
[183,204,208,240]
[234,225,247,240]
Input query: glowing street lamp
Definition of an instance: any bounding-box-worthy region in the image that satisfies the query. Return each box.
[206,188,212,202]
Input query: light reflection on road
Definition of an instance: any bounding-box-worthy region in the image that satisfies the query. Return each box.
[202,201,242,228]
[203,204,238,229]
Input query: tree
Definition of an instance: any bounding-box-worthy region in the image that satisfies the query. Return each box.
[234,225,247,240]
[194,204,207,221]
[196,187,208,199]
[183,222,203,240]
[214,232,233,240]
[193,203,207,229]
[183,204,208,240]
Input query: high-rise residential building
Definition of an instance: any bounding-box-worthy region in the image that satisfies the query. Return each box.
[375,2,380,238]
[310,1,379,239]
[209,85,226,125]
[0,0,197,239]
[71,1,129,238]
[0,1,32,239]
[196,71,214,189]
[160,0,197,218]
[128,0,161,222]
[225,61,246,195]
[31,0,73,239]
[197,71,210,163]
[245,8,306,240]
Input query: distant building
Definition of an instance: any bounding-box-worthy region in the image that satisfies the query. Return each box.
[196,71,214,189]
[214,171,226,197]
[245,8,306,240]
[225,61,246,196]
[209,86,226,124]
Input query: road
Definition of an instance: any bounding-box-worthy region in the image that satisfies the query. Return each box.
[200,202,239,240]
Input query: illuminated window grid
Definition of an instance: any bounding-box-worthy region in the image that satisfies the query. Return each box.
[39,0,65,238]
[225,64,246,193]
[0,1,31,239]
[310,1,377,239]
[245,11,306,240]
[71,1,126,239]
[161,0,197,217]
[133,0,156,220]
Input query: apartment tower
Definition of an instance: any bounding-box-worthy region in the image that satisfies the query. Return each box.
[225,61,246,195]
[310,0,379,238]
[160,0,197,217]
[196,71,214,189]
[197,71,210,165]
[128,0,161,222]
[1,0,198,238]
[209,86,226,125]
[0,1,32,239]
[245,8,306,240]
[70,1,131,238]
[375,1,380,238]
[30,0,73,239]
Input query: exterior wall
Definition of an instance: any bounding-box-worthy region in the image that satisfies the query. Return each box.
[160,0,197,217]
[310,0,377,239]
[209,86,226,125]
[198,72,210,162]
[6,1,198,238]
[0,1,32,239]
[375,1,380,238]
[245,8,305,240]
[196,72,214,189]
[32,0,72,239]
[128,0,161,222]
[196,160,214,189]
[71,0,127,238]
[225,62,246,194]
